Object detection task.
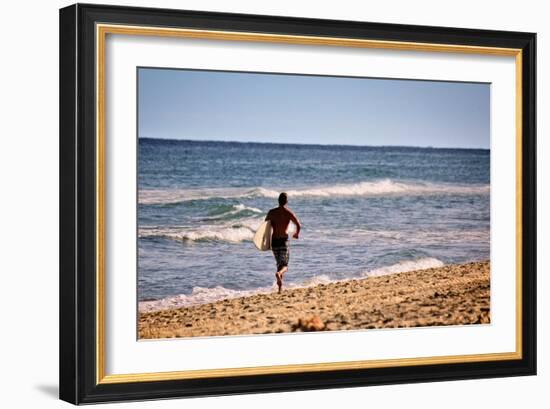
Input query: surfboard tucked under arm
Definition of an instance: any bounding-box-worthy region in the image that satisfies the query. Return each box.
[253,220,272,251]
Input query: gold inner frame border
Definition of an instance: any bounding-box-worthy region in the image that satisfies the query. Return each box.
[95,23,523,385]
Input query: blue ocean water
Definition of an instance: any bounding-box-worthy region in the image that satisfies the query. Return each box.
[138,138,490,311]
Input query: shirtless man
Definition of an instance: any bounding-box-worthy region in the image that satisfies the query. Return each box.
[265,192,301,293]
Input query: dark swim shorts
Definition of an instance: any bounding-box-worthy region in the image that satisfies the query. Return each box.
[271,236,289,271]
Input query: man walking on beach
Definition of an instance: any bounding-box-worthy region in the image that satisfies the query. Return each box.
[265,192,301,294]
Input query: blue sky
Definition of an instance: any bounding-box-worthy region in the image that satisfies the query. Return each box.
[138,68,490,149]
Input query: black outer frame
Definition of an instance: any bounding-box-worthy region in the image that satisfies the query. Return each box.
[59,3,536,405]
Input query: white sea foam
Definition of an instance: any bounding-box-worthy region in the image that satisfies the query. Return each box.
[138,257,446,312]
[362,257,445,277]
[139,285,272,313]
[182,227,254,243]
[139,226,254,243]
[282,180,487,198]
[205,204,262,220]
[232,203,262,213]
[139,217,263,243]
[139,179,489,205]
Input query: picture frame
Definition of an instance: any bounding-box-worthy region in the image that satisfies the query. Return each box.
[59,3,536,405]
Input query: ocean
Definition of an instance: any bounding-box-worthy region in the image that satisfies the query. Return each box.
[138,138,490,312]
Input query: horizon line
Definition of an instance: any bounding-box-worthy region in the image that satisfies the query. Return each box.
[138,136,490,151]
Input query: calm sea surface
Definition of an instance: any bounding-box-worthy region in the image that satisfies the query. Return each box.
[138,138,490,311]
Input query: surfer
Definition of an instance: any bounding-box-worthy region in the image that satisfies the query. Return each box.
[265,192,301,293]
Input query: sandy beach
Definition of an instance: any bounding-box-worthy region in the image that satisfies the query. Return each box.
[138,261,490,339]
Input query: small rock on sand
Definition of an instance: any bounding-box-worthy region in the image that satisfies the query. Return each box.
[293,315,325,332]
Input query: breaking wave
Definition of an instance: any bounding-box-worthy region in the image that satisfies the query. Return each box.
[139,218,263,243]
[139,179,489,205]
[203,204,262,221]
[362,257,445,277]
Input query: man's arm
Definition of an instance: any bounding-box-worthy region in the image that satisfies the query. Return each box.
[288,210,301,239]
[264,209,272,222]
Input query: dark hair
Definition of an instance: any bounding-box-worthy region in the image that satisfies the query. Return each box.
[278,192,288,206]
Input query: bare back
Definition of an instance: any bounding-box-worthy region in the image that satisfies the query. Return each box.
[265,206,300,239]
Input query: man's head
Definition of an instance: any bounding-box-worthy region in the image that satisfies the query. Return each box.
[278,192,288,206]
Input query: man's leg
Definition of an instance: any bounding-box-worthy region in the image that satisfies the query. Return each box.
[273,242,289,293]
[276,245,289,293]
[275,266,288,293]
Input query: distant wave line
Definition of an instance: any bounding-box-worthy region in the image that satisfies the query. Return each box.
[139,179,490,205]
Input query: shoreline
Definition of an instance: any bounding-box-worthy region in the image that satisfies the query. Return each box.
[139,260,490,339]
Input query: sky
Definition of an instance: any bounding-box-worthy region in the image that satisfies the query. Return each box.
[138,68,490,149]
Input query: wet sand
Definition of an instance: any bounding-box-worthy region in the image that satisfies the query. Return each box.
[139,261,490,339]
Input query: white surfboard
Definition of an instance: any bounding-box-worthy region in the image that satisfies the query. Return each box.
[253,220,272,251]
